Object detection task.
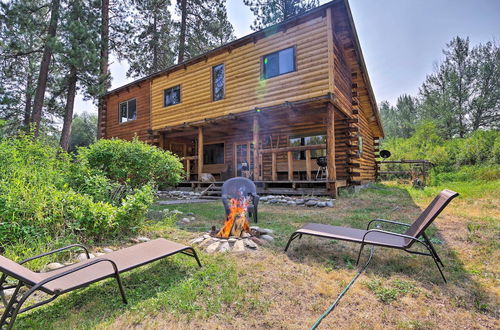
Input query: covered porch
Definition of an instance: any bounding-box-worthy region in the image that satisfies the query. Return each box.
[155,95,359,196]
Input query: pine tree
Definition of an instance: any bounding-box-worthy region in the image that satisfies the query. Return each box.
[244,0,318,31]
[180,0,235,60]
[119,0,177,78]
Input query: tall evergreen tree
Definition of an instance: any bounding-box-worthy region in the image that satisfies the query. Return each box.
[119,0,177,78]
[180,0,235,60]
[244,0,318,31]
[0,0,46,133]
[57,0,101,151]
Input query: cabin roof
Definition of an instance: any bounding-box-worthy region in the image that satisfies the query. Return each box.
[105,0,383,136]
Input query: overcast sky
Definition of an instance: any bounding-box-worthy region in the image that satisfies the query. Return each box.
[75,0,500,114]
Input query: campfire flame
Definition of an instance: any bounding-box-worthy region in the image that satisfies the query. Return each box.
[216,197,251,238]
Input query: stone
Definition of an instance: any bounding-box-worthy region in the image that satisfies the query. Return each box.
[190,236,205,245]
[244,239,258,249]
[94,252,105,257]
[203,234,211,239]
[102,248,113,253]
[46,262,64,270]
[250,237,266,245]
[241,232,251,238]
[205,241,221,253]
[129,238,140,243]
[260,234,274,242]
[228,237,237,243]
[190,217,196,221]
[317,202,326,207]
[181,217,190,224]
[186,212,195,216]
[295,199,305,205]
[305,200,318,207]
[326,201,334,208]
[3,288,15,297]
[199,238,213,248]
[269,199,278,204]
[219,242,230,253]
[232,240,246,252]
[137,236,150,242]
[261,228,274,234]
[287,201,296,206]
[250,226,259,230]
[77,253,95,262]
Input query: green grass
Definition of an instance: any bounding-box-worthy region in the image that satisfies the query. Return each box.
[4,180,498,328]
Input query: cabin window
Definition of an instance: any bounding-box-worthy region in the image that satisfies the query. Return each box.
[119,99,137,123]
[164,85,181,107]
[212,64,225,101]
[289,134,326,160]
[203,143,224,165]
[262,46,295,79]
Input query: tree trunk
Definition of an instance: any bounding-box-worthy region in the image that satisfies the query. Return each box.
[23,72,34,130]
[177,0,187,63]
[31,0,60,138]
[97,0,109,139]
[60,65,78,151]
[152,8,159,71]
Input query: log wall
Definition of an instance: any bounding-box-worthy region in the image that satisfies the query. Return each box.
[150,16,330,130]
[104,82,151,141]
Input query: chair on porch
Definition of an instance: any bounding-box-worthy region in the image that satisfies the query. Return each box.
[221,177,260,223]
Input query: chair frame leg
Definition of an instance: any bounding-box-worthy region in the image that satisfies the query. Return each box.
[356,244,365,266]
[284,232,301,252]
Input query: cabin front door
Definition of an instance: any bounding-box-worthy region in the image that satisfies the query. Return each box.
[233,142,254,178]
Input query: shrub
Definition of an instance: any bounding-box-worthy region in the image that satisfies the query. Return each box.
[0,134,155,244]
[77,138,184,189]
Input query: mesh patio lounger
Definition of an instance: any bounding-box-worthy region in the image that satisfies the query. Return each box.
[0,238,201,329]
[284,189,459,283]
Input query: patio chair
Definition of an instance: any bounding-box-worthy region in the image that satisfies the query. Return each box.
[221,177,260,223]
[284,190,459,283]
[0,238,201,329]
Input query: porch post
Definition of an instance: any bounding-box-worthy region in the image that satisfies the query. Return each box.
[198,127,203,180]
[327,103,337,189]
[253,116,260,180]
[158,132,165,149]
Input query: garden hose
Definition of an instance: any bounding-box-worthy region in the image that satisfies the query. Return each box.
[310,246,375,330]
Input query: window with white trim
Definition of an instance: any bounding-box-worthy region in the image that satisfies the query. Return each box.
[119,99,137,123]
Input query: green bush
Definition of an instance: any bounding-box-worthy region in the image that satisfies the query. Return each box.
[77,138,184,189]
[381,122,500,182]
[0,134,155,244]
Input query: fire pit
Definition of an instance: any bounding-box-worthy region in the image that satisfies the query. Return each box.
[190,197,274,253]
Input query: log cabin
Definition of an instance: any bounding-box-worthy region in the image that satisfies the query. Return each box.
[100,0,384,196]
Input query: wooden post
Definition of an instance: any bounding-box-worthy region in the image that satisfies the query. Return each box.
[287,151,294,181]
[198,127,203,180]
[186,159,191,181]
[253,116,260,180]
[271,152,277,181]
[305,149,312,181]
[327,103,337,193]
[158,132,165,149]
[232,142,237,177]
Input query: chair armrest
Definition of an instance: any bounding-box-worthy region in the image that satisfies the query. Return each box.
[362,229,424,246]
[366,219,411,230]
[20,244,90,265]
[31,258,120,293]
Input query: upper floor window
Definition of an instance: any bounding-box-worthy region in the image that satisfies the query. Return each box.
[164,85,181,107]
[262,46,295,79]
[212,64,225,101]
[119,99,136,123]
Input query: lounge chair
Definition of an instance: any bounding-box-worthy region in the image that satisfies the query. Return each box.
[221,177,260,223]
[0,238,201,329]
[284,190,459,283]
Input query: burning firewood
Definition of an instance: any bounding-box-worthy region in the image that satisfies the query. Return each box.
[216,197,251,238]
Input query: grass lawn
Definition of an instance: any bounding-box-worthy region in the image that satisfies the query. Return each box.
[6,181,499,329]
